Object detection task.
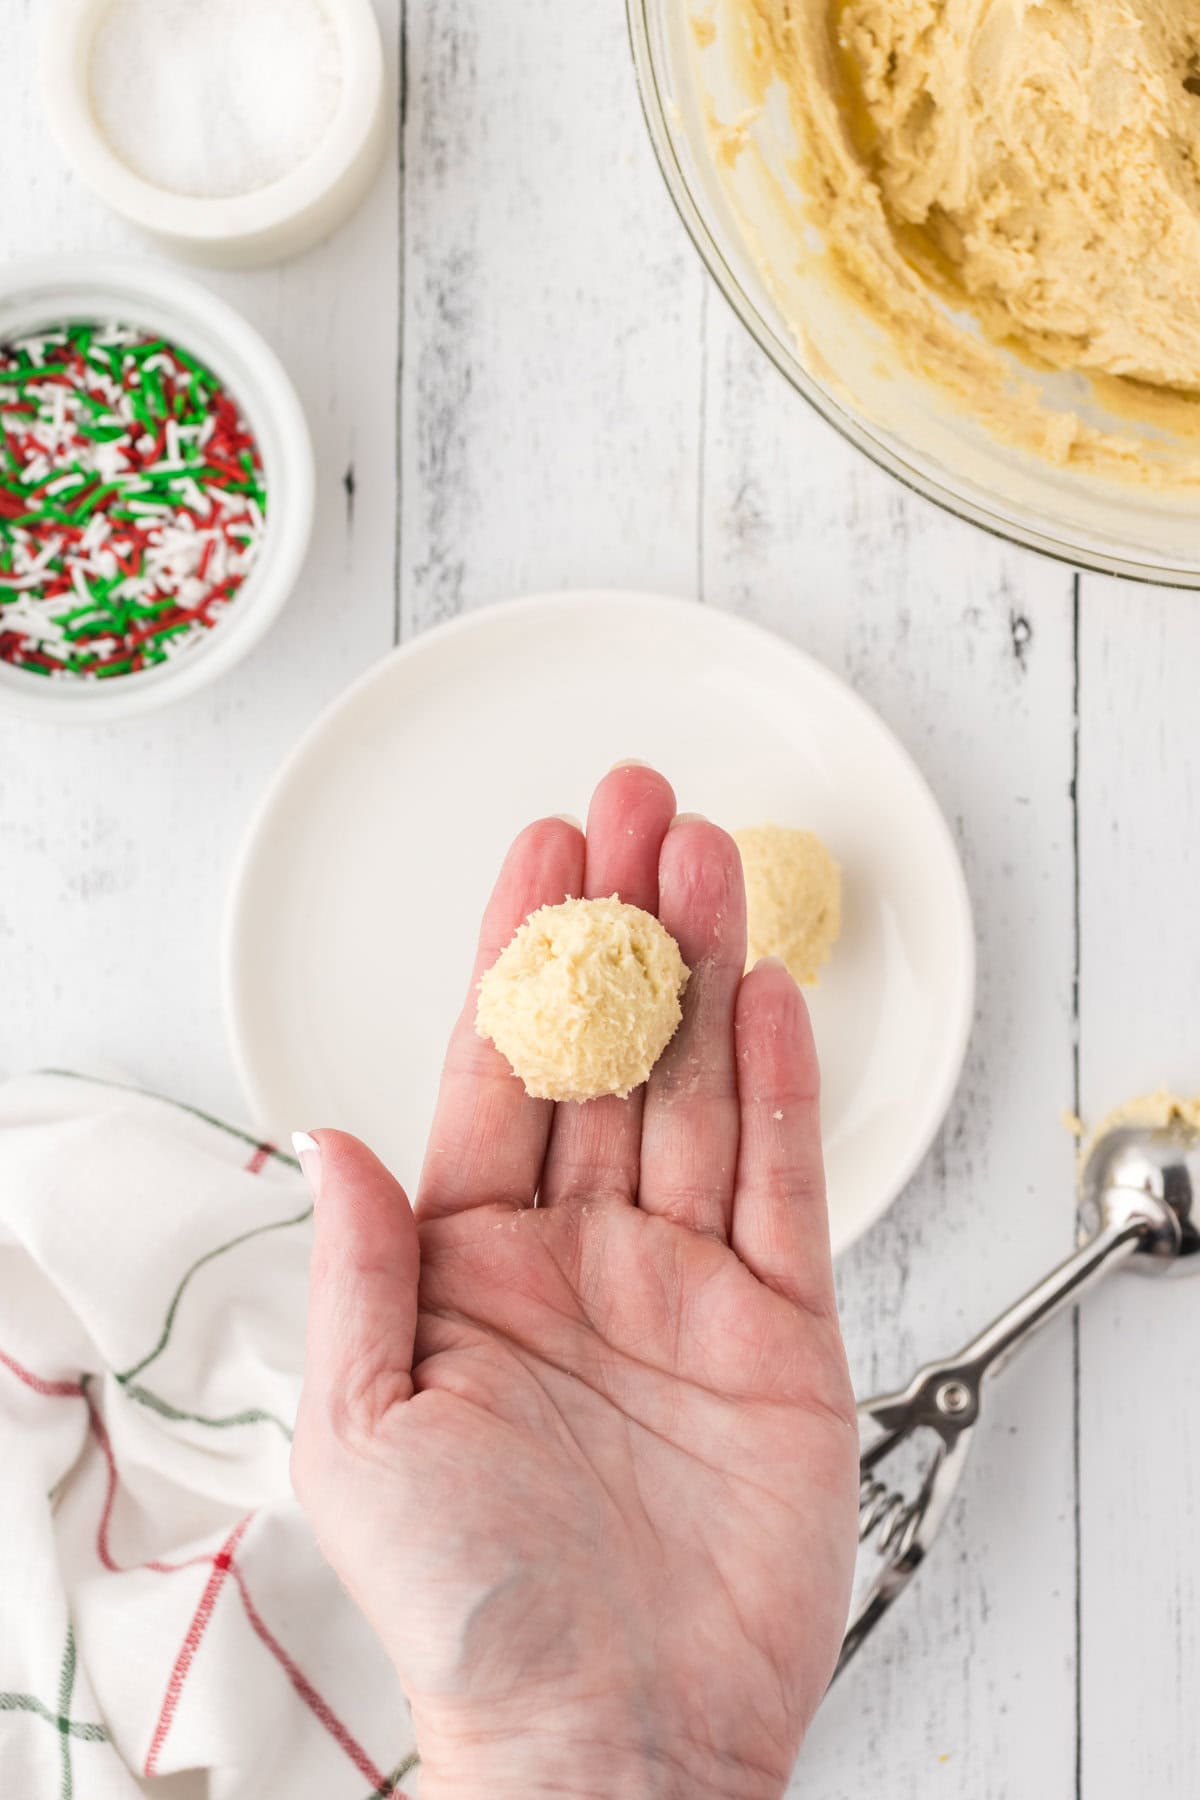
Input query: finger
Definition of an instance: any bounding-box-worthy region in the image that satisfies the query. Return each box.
[638,817,746,1238]
[730,961,837,1317]
[292,1131,418,1475]
[417,816,585,1219]
[540,764,676,1206]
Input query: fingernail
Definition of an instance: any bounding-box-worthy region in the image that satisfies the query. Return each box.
[754,955,790,972]
[668,810,707,829]
[292,1131,321,1201]
[553,813,583,829]
[608,757,651,772]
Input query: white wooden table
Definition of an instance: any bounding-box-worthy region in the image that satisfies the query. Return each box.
[3,5,1199,1795]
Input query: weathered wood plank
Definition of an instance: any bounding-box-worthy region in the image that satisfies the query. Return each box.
[702,304,1080,1797]
[399,0,708,634]
[1077,575,1200,1800]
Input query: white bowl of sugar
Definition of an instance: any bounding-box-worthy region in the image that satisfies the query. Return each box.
[41,0,388,268]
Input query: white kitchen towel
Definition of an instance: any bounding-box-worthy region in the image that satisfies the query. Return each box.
[0,1071,415,1800]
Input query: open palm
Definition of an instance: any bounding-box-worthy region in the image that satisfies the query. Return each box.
[292,767,858,1800]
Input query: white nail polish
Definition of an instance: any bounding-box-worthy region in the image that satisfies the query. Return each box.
[291,1131,321,1201]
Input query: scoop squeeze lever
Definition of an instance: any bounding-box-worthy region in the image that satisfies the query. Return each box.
[838,1114,1200,1678]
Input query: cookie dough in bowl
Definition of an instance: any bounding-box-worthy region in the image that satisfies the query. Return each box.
[628,0,1200,579]
[751,0,1200,472]
[476,896,689,1103]
[830,0,1200,396]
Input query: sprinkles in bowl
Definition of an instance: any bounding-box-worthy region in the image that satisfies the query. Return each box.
[0,321,266,680]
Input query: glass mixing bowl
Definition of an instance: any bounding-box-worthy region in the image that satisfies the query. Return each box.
[628,0,1200,587]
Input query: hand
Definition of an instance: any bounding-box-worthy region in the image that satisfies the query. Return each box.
[291,765,858,1800]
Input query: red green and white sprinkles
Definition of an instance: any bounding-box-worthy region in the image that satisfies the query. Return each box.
[0,321,266,680]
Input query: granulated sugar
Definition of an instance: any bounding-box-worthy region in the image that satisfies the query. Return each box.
[89,0,342,200]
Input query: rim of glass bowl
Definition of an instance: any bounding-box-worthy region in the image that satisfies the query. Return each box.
[626,0,1200,590]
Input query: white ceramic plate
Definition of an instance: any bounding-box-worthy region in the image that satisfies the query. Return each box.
[224,591,974,1255]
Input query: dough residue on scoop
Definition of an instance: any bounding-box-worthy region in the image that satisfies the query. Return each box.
[735,824,841,986]
[1082,1088,1200,1159]
[476,895,689,1103]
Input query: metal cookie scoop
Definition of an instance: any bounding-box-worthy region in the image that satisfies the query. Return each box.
[837,1114,1200,1679]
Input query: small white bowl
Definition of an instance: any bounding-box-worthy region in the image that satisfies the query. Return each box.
[41,0,388,268]
[0,256,314,723]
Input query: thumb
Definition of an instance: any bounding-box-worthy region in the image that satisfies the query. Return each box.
[293,1129,419,1448]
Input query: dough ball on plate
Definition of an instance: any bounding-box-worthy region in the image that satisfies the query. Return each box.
[734,824,841,986]
[476,895,689,1103]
